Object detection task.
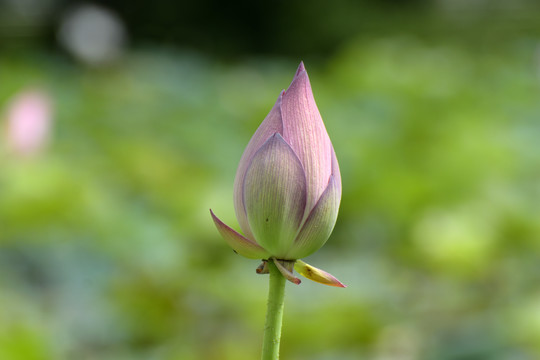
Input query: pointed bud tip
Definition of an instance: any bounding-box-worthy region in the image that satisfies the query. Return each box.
[295,61,306,76]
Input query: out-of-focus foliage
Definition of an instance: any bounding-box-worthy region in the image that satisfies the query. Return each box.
[1,5,540,359]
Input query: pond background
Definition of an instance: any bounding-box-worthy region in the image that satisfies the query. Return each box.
[1,1,540,359]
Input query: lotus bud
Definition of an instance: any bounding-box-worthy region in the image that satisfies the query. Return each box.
[211,62,344,286]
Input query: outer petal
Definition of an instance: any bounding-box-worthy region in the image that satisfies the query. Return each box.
[287,175,340,259]
[331,146,342,201]
[281,62,333,214]
[210,209,270,259]
[294,260,346,287]
[243,133,307,258]
[233,94,284,240]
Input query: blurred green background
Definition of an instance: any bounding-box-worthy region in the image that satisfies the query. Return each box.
[1,0,540,359]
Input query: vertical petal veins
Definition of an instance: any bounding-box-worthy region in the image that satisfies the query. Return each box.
[331,147,342,201]
[233,94,284,240]
[281,66,333,214]
[287,175,340,259]
[243,133,307,258]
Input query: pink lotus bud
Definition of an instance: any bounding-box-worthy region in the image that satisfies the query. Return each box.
[211,63,344,286]
[4,90,53,157]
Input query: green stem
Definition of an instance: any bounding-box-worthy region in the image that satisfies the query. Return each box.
[261,260,286,360]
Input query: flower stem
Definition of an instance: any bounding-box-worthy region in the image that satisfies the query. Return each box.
[261,260,286,360]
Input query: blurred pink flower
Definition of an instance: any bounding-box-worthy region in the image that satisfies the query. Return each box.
[4,89,53,157]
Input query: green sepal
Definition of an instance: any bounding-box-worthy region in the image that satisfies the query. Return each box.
[294,260,346,287]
